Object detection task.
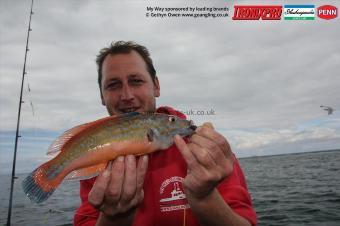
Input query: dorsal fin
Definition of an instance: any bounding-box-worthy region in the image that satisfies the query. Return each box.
[47,112,143,156]
[47,116,113,155]
[47,124,87,156]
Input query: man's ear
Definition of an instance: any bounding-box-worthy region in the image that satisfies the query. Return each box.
[154,76,160,97]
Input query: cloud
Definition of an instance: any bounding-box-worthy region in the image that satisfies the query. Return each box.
[228,126,339,150]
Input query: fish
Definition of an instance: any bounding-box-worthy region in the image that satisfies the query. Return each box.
[22,112,196,203]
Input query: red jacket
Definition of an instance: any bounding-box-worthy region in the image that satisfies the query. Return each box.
[74,106,257,226]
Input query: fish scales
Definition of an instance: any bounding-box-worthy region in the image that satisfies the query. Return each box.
[40,114,154,175]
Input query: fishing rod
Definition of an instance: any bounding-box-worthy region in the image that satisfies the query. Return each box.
[6,0,34,225]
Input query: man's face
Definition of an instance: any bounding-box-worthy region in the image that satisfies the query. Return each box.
[100,50,160,116]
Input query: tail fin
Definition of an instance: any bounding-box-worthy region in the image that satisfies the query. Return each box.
[22,168,57,203]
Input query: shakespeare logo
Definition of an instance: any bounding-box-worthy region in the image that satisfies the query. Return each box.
[232,5,282,20]
[284,5,315,20]
[159,176,189,212]
[317,5,338,20]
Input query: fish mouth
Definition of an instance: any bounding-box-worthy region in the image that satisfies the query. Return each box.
[176,120,196,137]
[176,128,195,137]
[189,120,197,131]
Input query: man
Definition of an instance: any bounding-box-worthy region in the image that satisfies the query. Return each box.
[74,41,256,226]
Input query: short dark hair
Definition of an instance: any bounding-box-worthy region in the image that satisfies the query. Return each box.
[96,41,157,92]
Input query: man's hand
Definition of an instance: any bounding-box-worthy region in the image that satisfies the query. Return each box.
[174,122,234,199]
[175,123,252,226]
[88,155,148,225]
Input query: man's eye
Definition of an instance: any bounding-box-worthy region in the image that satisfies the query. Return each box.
[130,79,144,85]
[106,82,120,90]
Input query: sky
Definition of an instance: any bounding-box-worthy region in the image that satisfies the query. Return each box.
[1,0,339,174]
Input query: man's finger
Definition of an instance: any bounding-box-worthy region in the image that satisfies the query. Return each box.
[121,155,137,203]
[88,162,112,208]
[174,135,197,169]
[196,124,231,158]
[190,134,226,166]
[135,155,148,203]
[106,156,125,203]
[136,155,148,190]
[187,142,216,169]
[202,122,214,129]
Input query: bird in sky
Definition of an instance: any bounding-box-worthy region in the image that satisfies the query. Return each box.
[320,105,335,115]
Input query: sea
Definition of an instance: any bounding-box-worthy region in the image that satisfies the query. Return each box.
[1,150,339,226]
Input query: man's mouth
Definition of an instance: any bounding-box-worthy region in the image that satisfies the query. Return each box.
[119,107,140,113]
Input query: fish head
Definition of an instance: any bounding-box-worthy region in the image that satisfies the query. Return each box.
[148,114,196,149]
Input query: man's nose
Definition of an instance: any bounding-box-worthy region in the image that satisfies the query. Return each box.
[121,85,134,101]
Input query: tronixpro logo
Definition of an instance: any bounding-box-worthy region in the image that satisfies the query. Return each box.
[232,5,282,20]
[317,5,338,20]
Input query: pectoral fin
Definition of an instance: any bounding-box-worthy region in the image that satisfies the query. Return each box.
[147,128,154,142]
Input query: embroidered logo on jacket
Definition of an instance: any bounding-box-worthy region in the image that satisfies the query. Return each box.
[159,176,190,212]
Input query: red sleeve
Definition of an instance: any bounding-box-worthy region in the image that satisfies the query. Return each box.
[74,178,100,226]
[217,156,257,226]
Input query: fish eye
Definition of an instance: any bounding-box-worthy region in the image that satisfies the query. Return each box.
[168,116,176,122]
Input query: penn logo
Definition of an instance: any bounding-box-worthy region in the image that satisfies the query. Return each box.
[317,5,338,20]
[232,5,282,20]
